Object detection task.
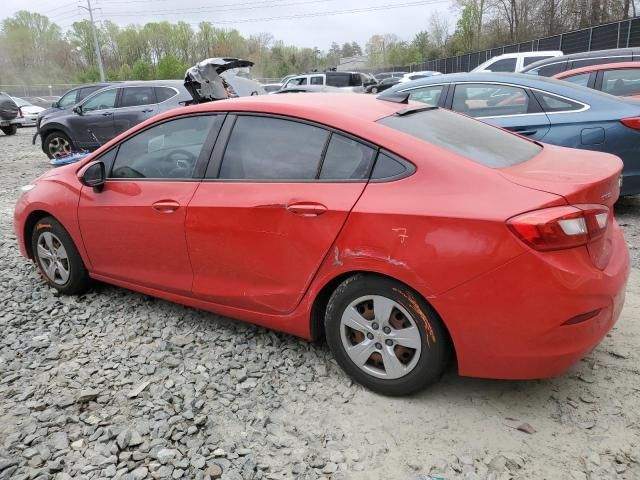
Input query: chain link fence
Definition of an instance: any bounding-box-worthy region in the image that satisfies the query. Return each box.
[369,16,640,74]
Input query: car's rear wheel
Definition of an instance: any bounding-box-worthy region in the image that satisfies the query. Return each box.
[43,131,74,158]
[371,86,379,94]
[325,274,451,396]
[1,125,17,136]
[31,216,90,295]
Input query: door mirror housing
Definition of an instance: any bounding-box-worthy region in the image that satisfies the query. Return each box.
[73,105,83,115]
[79,160,106,191]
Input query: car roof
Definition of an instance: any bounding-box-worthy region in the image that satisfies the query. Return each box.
[522,47,640,71]
[554,61,640,77]
[384,71,635,104]
[484,51,562,60]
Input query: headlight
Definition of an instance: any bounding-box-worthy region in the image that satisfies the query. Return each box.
[20,184,36,193]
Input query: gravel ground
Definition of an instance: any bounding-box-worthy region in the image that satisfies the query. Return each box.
[1,128,639,480]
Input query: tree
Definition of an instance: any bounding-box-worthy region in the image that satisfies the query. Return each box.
[157,54,186,79]
[132,59,153,80]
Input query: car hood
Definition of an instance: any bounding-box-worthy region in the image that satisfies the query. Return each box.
[184,57,256,103]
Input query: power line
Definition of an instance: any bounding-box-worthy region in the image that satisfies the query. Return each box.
[40,1,80,15]
[99,0,337,17]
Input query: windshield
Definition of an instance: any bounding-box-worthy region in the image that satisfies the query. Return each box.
[378,108,542,168]
[11,97,30,107]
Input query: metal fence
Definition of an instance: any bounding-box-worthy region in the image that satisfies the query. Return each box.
[0,84,81,98]
[372,16,640,74]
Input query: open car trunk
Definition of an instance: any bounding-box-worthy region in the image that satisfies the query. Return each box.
[184,58,256,104]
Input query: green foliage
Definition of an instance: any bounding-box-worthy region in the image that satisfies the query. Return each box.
[118,63,132,81]
[157,55,186,79]
[132,59,153,80]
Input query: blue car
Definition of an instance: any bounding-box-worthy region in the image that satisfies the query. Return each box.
[382,72,640,196]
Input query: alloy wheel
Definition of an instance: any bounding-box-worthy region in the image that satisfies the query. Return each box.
[340,295,422,380]
[48,136,71,158]
[36,232,70,285]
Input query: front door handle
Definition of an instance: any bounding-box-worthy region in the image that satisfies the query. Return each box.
[286,202,327,216]
[101,112,113,116]
[152,200,180,213]
[510,128,537,136]
[141,109,154,113]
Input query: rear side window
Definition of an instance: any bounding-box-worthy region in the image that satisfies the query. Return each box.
[155,87,178,102]
[310,76,324,85]
[485,58,517,72]
[378,109,542,168]
[523,55,554,67]
[602,69,640,96]
[319,134,375,180]
[219,116,329,180]
[120,87,155,107]
[534,91,584,112]
[560,72,590,87]
[371,152,410,179]
[452,84,529,117]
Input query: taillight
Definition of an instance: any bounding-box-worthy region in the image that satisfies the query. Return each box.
[507,204,609,251]
[620,116,640,130]
[18,107,23,118]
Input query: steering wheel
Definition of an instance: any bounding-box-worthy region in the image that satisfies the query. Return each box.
[163,149,197,178]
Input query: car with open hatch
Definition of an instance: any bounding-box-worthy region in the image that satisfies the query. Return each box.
[15,93,629,396]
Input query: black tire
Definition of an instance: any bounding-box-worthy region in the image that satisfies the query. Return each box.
[371,87,378,94]
[43,131,74,159]
[325,274,451,396]
[31,216,90,295]
[1,125,17,136]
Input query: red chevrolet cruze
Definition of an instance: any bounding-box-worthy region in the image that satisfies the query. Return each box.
[14,93,629,396]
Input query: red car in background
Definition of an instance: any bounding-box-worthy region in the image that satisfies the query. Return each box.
[14,93,629,396]
[554,62,640,99]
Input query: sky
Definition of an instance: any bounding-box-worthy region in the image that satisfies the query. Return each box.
[1,0,457,50]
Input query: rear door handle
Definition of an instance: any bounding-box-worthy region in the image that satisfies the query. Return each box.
[141,109,154,113]
[286,202,327,216]
[152,200,180,213]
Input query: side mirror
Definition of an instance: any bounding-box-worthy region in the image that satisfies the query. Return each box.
[52,101,58,108]
[73,105,83,115]
[78,160,106,192]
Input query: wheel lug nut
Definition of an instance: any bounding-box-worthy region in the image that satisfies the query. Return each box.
[385,339,393,346]
[366,332,374,340]
[375,342,382,350]
[383,326,391,334]
[372,322,379,330]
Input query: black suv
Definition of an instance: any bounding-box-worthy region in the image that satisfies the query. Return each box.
[37,80,191,158]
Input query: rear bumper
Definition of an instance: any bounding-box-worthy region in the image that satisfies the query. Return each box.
[434,220,630,379]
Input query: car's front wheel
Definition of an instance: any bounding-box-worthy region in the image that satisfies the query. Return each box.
[1,125,17,136]
[371,86,379,94]
[43,131,74,158]
[31,216,90,294]
[325,274,451,396]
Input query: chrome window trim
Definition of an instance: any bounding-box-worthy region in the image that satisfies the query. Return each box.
[445,81,589,119]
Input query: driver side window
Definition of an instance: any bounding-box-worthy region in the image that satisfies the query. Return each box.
[82,89,118,112]
[109,115,222,180]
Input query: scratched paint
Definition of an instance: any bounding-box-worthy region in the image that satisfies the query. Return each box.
[341,249,408,268]
[393,287,436,345]
[333,246,343,266]
[392,227,409,244]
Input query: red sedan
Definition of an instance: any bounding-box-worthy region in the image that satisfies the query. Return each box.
[14,93,629,396]
[553,61,640,99]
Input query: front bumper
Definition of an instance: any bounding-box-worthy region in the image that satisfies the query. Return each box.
[434,220,630,379]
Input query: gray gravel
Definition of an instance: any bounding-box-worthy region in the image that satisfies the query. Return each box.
[1,128,640,479]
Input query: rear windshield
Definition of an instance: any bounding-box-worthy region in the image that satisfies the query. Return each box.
[377,108,542,168]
